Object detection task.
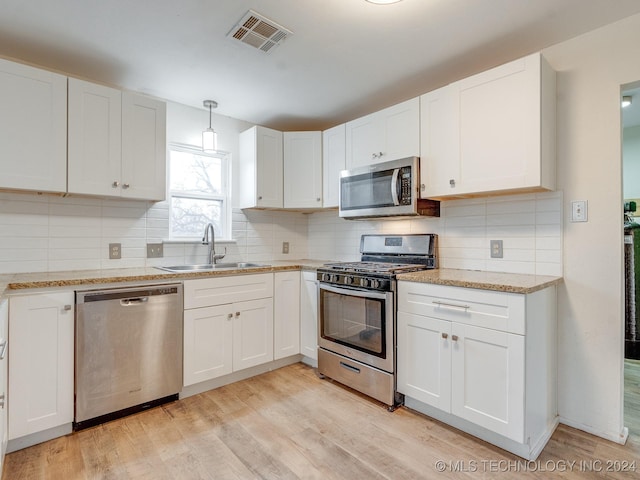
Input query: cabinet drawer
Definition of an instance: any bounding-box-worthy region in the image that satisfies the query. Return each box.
[184,273,274,309]
[398,282,525,335]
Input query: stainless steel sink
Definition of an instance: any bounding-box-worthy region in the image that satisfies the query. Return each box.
[156,262,268,273]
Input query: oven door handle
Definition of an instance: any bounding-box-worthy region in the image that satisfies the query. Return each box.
[319,283,390,300]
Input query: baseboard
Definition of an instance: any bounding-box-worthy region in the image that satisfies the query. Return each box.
[7,423,73,453]
[180,355,303,399]
[558,417,629,445]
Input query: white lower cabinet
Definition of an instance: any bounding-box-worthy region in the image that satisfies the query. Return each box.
[274,271,301,360]
[183,274,274,386]
[300,271,318,362]
[7,292,74,441]
[397,281,556,460]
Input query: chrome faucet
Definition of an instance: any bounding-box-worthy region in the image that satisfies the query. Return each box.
[202,223,226,264]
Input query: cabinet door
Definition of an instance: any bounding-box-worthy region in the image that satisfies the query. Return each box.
[233,298,274,371]
[300,271,318,360]
[274,271,301,360]
[121,92,167,201]
[450,323,525,442]
[0,58,67,193]
[420,85,460,198]
[397,312,451,411]
[345,112,378,170]
[380,97,420,162]
[256,126,283,208]
[457,53,541,194]
[67,78,122,197]
[8,292,74,440]
[284,131,322,208]
[322,124,346,208]
[0,300,7,469]
[183,305,233,386]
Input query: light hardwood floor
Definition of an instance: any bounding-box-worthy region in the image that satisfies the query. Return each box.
[3,362,640,479]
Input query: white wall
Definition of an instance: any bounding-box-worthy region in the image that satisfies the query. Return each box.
[542,13,640,442]
[623,125,640,200]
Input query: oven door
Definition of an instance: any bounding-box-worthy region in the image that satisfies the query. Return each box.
[318,283,394,373]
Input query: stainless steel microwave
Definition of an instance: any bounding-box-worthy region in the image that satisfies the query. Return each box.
[339,157,439,219]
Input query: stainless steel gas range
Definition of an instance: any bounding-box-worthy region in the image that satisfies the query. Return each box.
[317,234,437,410]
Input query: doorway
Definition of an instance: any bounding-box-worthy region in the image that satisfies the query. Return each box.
[622,82,640,433]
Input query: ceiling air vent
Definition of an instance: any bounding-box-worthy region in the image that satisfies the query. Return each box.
[227,10,293,53]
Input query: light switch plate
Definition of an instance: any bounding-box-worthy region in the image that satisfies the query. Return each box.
[571,200,588,222]
[147,243,164,258]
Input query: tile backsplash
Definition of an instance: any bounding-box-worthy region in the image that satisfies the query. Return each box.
[0,190,562,276]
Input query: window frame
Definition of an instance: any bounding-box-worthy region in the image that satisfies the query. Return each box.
[167,143,232,241]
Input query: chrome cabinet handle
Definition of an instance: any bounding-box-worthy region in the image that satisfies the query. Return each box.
[63,304,72,311]
[451,335,459,342]
[122,183,130,189]
[0,340,7,360]
[0,393,4,408]
[421,183,426,191]
[112,181,120,188]
[433,300,470,310]
[441,333,448,339]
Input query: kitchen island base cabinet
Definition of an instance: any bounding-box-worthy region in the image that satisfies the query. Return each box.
[397,281,557,460]
[183,274,274,387]
[7,292,74,452]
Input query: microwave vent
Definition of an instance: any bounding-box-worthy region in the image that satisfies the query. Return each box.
[227,10,293,53]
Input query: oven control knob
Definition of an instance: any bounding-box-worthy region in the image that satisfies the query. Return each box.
[345,276,354,285]
[371,279,380,289]
[359,277,368,287]
[330,274,338,283]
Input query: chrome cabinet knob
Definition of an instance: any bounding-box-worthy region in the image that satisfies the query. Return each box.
[441,332,448,339]
[449,179,456,187]
[451,335,459,342]
[227,313,233,320]
[258,196,263,200]
[122,183,130,189]
[112,181,120,188]
[317,197,321,202]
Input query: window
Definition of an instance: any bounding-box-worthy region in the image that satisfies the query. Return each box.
[168,144,230,240]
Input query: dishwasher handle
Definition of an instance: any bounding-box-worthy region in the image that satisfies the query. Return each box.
[120,297,149,306]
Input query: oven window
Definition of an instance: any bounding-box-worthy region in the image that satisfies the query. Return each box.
[320,289,386,358]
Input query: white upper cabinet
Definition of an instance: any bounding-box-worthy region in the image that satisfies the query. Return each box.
[239,126,283,209]
[284,131,323,208]
[121,91,167,200]
[68,78,167,201]
[68,79,122,197]
[420,52,556,199]
[0,58,67,194]
[346,97,420,169]
[322,124,346,208]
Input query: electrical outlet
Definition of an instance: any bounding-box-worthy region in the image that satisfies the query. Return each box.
[571,200,588,222]
[282,241,290,254]
[109,243,121,260]
[147,243,164,258]
[490,240,503,258]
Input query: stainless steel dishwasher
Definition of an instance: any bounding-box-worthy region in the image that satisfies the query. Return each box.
[75,284,183,430]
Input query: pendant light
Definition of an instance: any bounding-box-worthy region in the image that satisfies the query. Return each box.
[202,100,218,152]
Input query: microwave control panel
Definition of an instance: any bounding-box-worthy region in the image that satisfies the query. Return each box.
[400,166,412,204]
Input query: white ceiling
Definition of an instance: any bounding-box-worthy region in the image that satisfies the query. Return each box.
[2,0,640,131]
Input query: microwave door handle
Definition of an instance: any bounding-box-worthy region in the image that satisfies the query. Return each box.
[391,168,400,205]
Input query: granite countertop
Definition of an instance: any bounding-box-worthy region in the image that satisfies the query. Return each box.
[396,268,562,294]
[0,260,328,296]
